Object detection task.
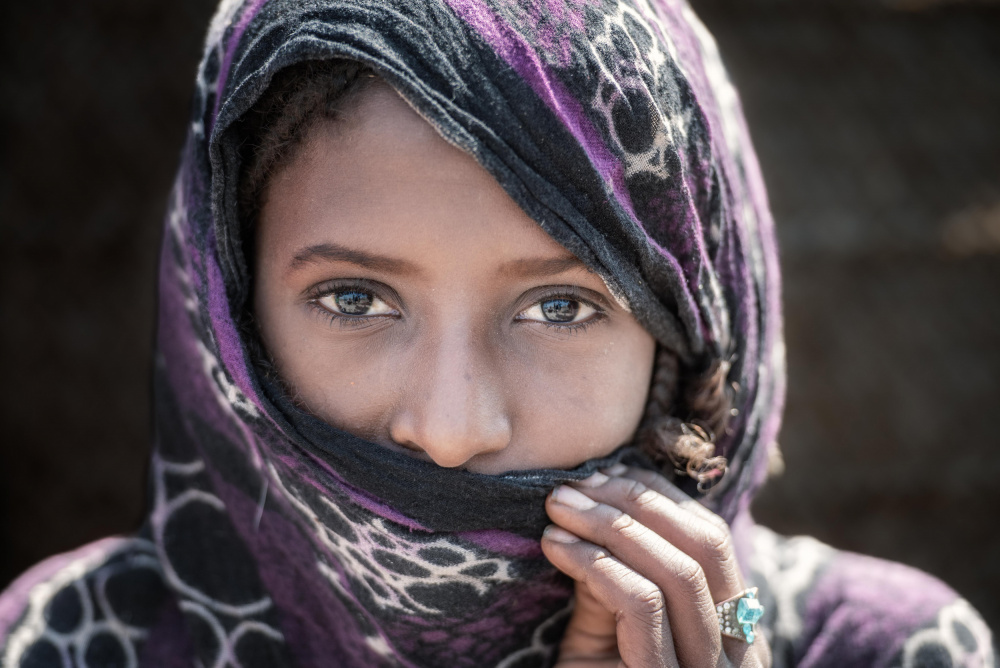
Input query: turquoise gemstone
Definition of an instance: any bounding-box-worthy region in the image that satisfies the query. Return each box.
[746,630,755,644]
[737,596,764,626]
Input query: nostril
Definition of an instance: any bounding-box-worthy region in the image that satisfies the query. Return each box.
[387,408,511,470]
[391,438,427,456]
[386,341,512,469]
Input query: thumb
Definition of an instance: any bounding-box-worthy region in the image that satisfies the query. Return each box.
[557,579,620,665]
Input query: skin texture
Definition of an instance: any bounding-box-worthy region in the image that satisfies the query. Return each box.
[543,465,772,667]
[253,82,656,474]
[253,82,769,666]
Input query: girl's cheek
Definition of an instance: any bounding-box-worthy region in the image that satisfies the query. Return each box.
[288,347,403,438]
[500,327,655,466]
[256,292,400,430]
[257,275,654,471]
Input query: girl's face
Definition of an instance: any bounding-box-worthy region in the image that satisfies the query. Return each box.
[254,83,656,474]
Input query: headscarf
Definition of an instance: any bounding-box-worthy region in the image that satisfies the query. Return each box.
[0,0,784,665]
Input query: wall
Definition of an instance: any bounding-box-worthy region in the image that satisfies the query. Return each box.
[1,0,997,635]
[695,0,1000,631]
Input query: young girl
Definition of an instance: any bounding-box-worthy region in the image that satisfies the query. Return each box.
[0,0,994,666]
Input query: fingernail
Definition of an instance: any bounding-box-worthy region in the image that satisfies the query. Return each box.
[552,485,598,510]
[574,472,609,488]
[601,463,628,476]
[543,525,580,543]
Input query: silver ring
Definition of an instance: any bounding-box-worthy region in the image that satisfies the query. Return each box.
[715,587,764,644]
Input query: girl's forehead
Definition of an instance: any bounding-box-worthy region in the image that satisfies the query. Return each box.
[260,79,631,308]
[260,100,601,288]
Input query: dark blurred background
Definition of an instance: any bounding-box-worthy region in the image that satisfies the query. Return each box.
[1,0,998,635]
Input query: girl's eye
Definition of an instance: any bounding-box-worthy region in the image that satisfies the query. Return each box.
[519,298,597,325]
[316,289,397,317]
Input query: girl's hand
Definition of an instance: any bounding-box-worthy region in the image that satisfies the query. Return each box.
[541,465,771,668]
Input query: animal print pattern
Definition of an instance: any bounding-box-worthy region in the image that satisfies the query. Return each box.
[149,454,286,668]
[270,466,517,618]
[748,525,997,668]
[899,600,995,668]
[2,540,164,668]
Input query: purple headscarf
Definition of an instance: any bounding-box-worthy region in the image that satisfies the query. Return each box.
[0,0,791,665]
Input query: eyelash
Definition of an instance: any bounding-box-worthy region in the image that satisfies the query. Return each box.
[516,288,606,333]
[304,282,606,332]
[306,279,399,330]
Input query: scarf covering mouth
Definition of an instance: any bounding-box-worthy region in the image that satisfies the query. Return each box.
[0,0,783,666]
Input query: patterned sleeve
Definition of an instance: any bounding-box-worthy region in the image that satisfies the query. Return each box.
[895,598,996,668]
[748,525,997,668]
[0,537,192,668]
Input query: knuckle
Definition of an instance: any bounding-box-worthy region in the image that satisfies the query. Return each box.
[609,510,637,536]
[703,524,734,559]
[621,479,652,506]
[584,550,628,591]
[587,547,616,572]
[674,554,708,593]
[609,512,652,544]
[631,586,666,619]
[704,511,730,534]
[698,524,739,575]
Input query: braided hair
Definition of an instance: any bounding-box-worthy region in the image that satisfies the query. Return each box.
[237,59,732,491]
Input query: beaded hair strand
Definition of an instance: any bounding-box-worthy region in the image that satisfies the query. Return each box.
[639,347,731,491]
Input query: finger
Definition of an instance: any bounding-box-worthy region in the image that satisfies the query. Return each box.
[571,473,745,602]
[725,627,772,668]
[556,579,619,667]
[614,465,728,531]
[541,526,677,668]
[546,490,721,668]
[602,469,767,666]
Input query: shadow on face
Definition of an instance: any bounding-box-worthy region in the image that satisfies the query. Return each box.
[253,82,657,474]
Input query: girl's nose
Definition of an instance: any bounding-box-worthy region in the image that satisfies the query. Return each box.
[387,328,511,470]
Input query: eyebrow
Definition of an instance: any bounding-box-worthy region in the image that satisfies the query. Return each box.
[497,254,591,279]
[287,242,589,280]
[287,243,421,276]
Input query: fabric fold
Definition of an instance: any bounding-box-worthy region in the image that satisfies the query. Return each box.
[1,0,789,665]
